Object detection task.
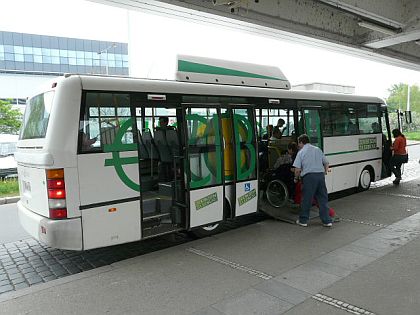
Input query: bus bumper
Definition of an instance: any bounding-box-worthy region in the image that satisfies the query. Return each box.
[17,201,83,250]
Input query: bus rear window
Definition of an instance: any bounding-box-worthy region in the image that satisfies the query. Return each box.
[20,91,55,140]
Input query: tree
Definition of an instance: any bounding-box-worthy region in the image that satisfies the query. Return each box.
[386,83,420,132]
[0,99,22,134]
[386,83,420,112]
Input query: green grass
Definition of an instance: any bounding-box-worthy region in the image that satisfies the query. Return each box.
[0,178,19,198]
[405,131,420,141]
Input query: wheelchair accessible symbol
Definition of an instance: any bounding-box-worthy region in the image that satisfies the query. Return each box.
[244,183,251,192]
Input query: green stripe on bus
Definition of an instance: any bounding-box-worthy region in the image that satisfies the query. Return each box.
[325,150,359,156]
[105,156,138,166]
[178,60,282,81]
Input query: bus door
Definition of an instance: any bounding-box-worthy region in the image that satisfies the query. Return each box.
[300,106,333,192]
[302,108,323,149]
[183,106,225,228]
[222,106,258,217]
[134,97,186,239]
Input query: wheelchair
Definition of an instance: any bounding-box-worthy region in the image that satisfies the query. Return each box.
[260,164,294,208]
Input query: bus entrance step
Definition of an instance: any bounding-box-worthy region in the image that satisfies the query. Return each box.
[142,224,182,239]
[143,212,171,221]
[259,199,318,224]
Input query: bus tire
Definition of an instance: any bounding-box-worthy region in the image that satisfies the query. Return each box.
[190,222,224,238]
[358,167,373,191]
[266,179,288,208]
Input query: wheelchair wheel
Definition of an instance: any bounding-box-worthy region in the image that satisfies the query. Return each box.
[266,179,288,208]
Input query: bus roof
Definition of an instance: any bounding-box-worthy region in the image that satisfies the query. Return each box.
[66,74,384,105]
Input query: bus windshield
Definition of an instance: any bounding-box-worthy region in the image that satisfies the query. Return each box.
[19,91,55,140]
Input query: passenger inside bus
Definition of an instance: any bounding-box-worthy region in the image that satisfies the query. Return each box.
[82,132,97,150]
[277,118,286,134]
[270,127,282,141]
[262,124,273,140]
[261,141,299,205]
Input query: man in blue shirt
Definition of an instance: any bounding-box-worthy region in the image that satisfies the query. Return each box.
[292,134,332,227]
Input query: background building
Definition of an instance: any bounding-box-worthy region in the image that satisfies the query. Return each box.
[292,82,355,94]
[0,30,129,111]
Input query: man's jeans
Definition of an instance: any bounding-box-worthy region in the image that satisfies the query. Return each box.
[299,172,332,224]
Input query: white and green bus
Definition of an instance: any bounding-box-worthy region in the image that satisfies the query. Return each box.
[16,56,391,250]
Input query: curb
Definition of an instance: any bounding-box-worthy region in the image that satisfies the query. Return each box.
[0,196,20,205]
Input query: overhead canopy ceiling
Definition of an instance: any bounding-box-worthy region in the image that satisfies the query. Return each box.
[89,0,420,71]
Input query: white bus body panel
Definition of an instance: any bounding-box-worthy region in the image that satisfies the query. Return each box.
[17,201,82,250]
[235,180,258,216]
[81,201,141,250]
[77,152,141,248]
[324,134,382,192]
[17,165,49,218]
[77,153,139,206]
[190,186,224,228]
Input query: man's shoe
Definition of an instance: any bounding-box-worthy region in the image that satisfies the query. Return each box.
[296,220,308,227]
[323,222,333,227]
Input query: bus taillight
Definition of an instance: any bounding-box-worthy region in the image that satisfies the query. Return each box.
[49,209,67,219]
[47,179,65,189]
[46,169,67,219]
[48,189,66,199]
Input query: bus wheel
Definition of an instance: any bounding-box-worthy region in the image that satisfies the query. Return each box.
[266,179,288,208]
[358,167,372,191]
[190,222,223,238]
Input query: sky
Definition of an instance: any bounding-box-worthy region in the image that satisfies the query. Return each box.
[1,0,420,99]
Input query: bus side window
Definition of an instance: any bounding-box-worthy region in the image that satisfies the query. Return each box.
[357,104,380,134]
[320,111,332,136]
[80,92,132,153]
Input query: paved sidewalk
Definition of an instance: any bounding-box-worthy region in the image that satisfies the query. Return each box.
[1,178,420,314]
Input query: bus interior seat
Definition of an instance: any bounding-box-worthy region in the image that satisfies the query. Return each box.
[100,125,119,146]
[268,146,282,169]
[142,130,160,160]
[137,130,150,159]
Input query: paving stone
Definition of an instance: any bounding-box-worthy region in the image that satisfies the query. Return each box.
[11,277,26,285]
[254,279,311,305]
[52,269,69,277]
[23,273,39,280]
[64,266,81,275]
[0,284,13,294]
[27,276,43,285]
[17,262,31,269]
[9,272,24,280]
[275,266,342,294]
[20,267,35,274]
[191,307,225,315]
[0,279,10,286]
[5,267,19,274]
[43,275,57,282]
[213,287,293,315]
[14,282,29,290]
[35,265,49,273]
[39,270,53,278]
[315,248,377,271]
[49,264,65,271]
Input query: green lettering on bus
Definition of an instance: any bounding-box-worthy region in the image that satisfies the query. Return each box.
[238,189,256,206]
[195,192,218,210]
[234,113,256,180]
[186,113,222,189]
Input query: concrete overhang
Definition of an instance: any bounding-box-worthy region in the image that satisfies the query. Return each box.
[88,0,420,72]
